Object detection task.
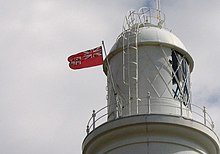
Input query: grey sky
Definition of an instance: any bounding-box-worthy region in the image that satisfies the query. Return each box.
[0,0,219,154]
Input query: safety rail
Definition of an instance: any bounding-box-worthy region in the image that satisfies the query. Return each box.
[86,105,109,134]
[86,100,214,134]
[122,7,166,32]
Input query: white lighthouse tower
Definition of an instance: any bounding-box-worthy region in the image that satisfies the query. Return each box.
[82,4,220,154]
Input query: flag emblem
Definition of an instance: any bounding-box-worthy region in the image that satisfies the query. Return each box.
[68,46,103,70]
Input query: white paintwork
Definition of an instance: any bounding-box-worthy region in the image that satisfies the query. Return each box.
[109,25,194,71]
[82,115,220,154]
[83,8,220,154]
[105,26,193,120]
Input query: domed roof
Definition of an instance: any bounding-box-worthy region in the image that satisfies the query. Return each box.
[107,25,194,72]
[139,26,187,50]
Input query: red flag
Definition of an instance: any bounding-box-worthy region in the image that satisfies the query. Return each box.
[68,46,103,70]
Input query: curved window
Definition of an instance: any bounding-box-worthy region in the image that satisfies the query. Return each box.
[171,49,191,106]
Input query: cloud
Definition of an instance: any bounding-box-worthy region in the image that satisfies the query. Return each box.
[0,0,219,153]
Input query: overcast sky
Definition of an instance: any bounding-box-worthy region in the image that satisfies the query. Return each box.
[0,0,220,154]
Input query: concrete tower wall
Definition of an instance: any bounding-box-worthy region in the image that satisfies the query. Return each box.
[83,115,219,154]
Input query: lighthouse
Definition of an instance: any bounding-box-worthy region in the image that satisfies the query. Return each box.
[82,4,220,154]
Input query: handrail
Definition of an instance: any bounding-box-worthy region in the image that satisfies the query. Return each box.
[122,7,166,32]
[86,101,215,134]
[86,104,115,134]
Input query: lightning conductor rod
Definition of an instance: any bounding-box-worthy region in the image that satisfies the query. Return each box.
[156,0,160,10]
[156,0,161,20]
[102,41,117,97]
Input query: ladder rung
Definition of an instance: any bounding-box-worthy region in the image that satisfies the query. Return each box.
[129,46,137,50]
[123,52,136,55]
[130,62,137,65]
[123,81,129,85]
[123,51,130,54]
[132,77,138,80]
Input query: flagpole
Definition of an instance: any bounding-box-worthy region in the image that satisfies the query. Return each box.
[102,41,120,117]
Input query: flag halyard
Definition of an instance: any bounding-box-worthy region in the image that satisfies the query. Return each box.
[68,46,103,70]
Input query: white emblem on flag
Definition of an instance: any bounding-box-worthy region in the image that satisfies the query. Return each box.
[75,61,81,65]
[93,51,102,57]
[84,54,92,60]
[84,50,92,54]
[74,56,81,61]
[70,61,81,65]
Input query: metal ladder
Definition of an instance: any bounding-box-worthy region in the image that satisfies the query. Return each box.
[122,10,140,115]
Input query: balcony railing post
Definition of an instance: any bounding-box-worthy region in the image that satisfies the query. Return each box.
[180,101,183,117]
[147,92,151,114]
[92,110,96,130]
[115,94,120,118]
[86,125,89,134]
[203,106,206,126]
[211,121,214,130]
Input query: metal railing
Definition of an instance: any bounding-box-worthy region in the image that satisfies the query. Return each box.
[122,7,166,32]
[86,100,214,134]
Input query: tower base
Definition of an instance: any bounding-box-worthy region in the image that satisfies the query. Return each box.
[82,115,219,154]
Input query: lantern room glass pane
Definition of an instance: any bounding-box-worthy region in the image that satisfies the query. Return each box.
[171,49,191,107]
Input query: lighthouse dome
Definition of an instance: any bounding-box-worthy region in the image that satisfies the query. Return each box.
[109,25,194,72]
